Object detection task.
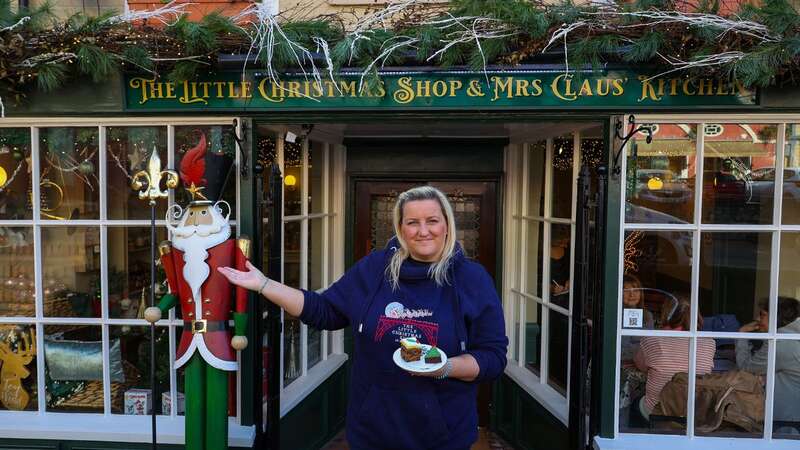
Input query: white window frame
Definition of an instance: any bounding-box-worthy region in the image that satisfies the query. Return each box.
[611,114,800,447]
[503,131,584,425]
[272,130,347,417]
[0,117,255,446]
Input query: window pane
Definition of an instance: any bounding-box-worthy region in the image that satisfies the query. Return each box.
[283,316,301,386]
[547,309,569,395]
[107,227,168,319]
[0,227,35,317]
[619,336,689,435]
[309,218,324,292]
[283,141,303,216]
[107,127,168,220]
[551,136,574,219]
[622,230,692,332]
[0,128,32,220]
[782,124,800,224]
[525,220,544,297]
[549,224,571,310]
[697,338,764,438]
[527,141,545,217]
[44,325,103,413]
[43,227,100,318]
[174,126,237,219]
[40,127,99,220]
[308,326,322,371]
[0,324,38,411]
[772,335,800,439]
[702,124,777,224]
[699,233,771,331]
[779,233,800,300]
[109,326,170,416]
[626,124,696,224]
[309,141,325,215]
[283,221,301,288]
[524,300,542,378]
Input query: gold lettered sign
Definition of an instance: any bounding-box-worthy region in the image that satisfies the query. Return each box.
[125,71,756,110]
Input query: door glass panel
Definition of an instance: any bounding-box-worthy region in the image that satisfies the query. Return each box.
[702,124,777,225]
[524,300,542,378]
[626,124,696,224]
[283,141,303,217]
[449,189,481,259]
[547,308,569,395]
[528,142,545,217]
[370,192,399,251]
[551,136,574,219]
[782,124,800,224]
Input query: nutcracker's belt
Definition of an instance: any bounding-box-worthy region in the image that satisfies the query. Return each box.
[183,320,226,334]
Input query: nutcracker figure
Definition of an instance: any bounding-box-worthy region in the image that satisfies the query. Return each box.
[144,132,249,450]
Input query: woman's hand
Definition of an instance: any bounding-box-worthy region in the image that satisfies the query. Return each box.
[218,261,268,293]
[739,321,761,333]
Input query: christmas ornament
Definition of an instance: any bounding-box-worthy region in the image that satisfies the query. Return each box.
[78,160,94,175]
[0,166,7,187]
[12,150,23,161]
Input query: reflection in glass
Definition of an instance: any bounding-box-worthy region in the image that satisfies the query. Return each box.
[174,126,237,218]
[283,221,301,288]
[525,221,544,297]
[284,316,301,386]
[106,127,168,220]
[626,124,696,224]
[551,136,574,218]
[309,218,324,292]
[524,301,542,378]
[696,338,764,438]
[39,127,99,220]
[623,230,692,330]
[0,227,35,317]
[109,326,170,415]
[309,141,325,214]
[783,125,800,224]
[308,326,322,371]
[779,233,800,300]
[699,232,771,329]
[284,141,303,217]
[0,324,38,411]
[0,128,32,220]
[702,124,777,224]
[547,309,569,395]
[107,227,168,319]
[43,325,103,413]
[549,224,571,310]
[42,227,100,318]
[527,142,545,217]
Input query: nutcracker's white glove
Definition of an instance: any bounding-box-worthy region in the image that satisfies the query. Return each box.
[144,306,162,323]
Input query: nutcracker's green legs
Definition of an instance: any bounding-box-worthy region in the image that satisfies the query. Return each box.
[184,354,229,450]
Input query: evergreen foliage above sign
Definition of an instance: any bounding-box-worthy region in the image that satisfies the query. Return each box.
[0,0,799,113]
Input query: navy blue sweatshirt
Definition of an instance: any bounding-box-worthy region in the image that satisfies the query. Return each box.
[300,239,508,450]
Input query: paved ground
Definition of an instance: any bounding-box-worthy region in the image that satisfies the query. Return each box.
[320,427,516,450]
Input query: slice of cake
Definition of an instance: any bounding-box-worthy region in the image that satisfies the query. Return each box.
[400,337,423,362]
[424,346,442,364]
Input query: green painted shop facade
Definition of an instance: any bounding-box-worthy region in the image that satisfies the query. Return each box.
[0,66,799,450]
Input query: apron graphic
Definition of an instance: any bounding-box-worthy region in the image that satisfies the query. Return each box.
[374,301,439,346]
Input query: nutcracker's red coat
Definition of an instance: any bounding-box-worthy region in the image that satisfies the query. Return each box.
[160,239,248,371]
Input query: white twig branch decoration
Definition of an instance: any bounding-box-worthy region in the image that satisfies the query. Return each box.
[105,0,191,25]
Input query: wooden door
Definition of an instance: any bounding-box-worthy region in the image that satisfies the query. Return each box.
[353,179,498,425]
[354,180,497,278]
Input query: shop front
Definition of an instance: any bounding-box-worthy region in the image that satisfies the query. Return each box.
[0,66,798,450]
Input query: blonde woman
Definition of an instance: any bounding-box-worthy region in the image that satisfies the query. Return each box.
[219,185,508,450]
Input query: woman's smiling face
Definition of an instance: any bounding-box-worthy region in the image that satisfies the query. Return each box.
[400,199,447,262]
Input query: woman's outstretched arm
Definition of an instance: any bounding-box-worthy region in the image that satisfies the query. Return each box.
[218,261,304,317]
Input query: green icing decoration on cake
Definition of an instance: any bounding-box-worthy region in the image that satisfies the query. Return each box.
[424,346,442,363]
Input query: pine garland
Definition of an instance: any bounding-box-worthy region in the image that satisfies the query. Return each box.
[1,0,800,111]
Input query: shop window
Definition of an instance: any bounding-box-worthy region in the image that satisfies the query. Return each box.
[782,125,800,224]
[0,122,241,422]
[626,123,696,224]
[277,135,339,390]
[618,120,800,442]
[508,133,584,407]
[0,128,31,220]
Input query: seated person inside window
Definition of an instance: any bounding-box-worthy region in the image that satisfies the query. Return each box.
[633,298,716,425]
[620,274,656,361]
[736,296,800,433]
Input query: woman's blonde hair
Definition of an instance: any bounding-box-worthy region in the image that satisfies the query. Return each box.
[386,186,458,290]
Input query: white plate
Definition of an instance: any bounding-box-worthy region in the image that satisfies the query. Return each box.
[392,345,447,373]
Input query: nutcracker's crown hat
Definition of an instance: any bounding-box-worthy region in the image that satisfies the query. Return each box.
[179,131,234,206]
